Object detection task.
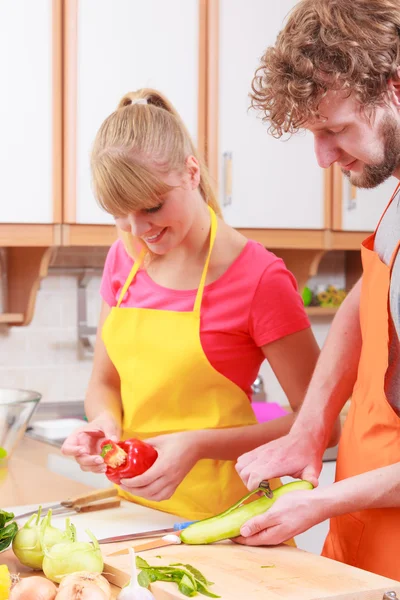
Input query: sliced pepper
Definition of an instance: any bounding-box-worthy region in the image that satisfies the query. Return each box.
[100,438,158,484]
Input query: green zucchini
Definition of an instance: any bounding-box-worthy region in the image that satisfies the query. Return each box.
[181,480,313,544]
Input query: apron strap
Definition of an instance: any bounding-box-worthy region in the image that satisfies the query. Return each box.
[116,247,147,308]
[389,238,400,272]
[193,206,218,314]
[374,182,400,233]
[116,205,218,311]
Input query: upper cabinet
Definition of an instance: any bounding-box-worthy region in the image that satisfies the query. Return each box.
[333,166,398,232]
[0,0,391,247]
[211,0,327,230]
[0,0,61,225]
[64,0,203,226]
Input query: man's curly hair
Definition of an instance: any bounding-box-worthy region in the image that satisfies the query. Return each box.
[251,0,400,137]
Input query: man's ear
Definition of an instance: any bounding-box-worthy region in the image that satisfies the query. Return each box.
[388,66,400,108]
[185,155,201,189]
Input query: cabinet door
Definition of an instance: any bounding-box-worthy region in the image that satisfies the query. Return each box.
[65,0,201,225]
[338,170,397,231]
[217,0,325,229]
[0,0,60,224]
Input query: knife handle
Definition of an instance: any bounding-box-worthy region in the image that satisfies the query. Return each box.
[62,487,118,508]
[173,521,197,530]
[76,499,121,513]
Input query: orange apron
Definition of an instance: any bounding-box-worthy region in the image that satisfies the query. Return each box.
[322,185,400,579]
[101,206,281,520]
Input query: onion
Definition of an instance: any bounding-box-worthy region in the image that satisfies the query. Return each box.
[58,572,111,598]
[9,576,57,600]
[55,582,108,600]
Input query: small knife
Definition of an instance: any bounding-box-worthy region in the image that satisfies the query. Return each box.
[97,520,196,544]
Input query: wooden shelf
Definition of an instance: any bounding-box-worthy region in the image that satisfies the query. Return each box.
[305,306,339,316]
[237,228,326,249]
[0,224,61,246]
[62,224,117,246]
[0,313,24,324]
[0,223,372,249]
[238,228,371,251]
[0,247,54,326]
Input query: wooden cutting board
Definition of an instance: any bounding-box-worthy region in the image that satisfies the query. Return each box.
[101,541,400,600]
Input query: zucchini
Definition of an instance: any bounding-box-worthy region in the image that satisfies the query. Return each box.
[181,480,313,544]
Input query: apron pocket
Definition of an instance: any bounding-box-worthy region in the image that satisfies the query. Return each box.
[330,513,365,567]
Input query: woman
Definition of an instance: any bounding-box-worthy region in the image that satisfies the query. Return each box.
[62,89,320,520]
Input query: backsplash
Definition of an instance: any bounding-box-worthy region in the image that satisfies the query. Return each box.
[0,250,345,407]
[0,273,102,403]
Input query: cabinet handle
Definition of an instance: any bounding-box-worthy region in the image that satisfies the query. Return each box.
[347,183,357,211]
[223,152,233,207]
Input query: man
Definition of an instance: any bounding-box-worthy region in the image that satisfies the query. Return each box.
[235,0,400,580]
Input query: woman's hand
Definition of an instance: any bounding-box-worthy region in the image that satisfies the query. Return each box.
[61,414,121,474]
[120,431,201,501]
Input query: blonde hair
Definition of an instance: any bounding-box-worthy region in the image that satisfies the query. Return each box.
[251,0,400,137]
[91,88,221,258]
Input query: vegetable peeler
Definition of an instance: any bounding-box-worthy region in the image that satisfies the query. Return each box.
[259,480,274,499]
[14,487,120,520]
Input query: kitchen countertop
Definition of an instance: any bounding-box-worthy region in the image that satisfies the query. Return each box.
[0,437,95,506]
[0,438,121,598]
[1,438,400,599]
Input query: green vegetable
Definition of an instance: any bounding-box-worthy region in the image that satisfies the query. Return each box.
[136,557,219,598]
[12,508,69,569]
[0,509,18,552]
[0,448,7,459]
[42,525,103,583]
[302,286,313,306]
[0,509,14,530]
[181,480,314,544]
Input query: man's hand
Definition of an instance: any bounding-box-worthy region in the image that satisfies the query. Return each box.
[236,432,323,491]
[234,488,326,546]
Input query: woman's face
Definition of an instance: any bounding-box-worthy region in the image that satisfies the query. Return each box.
[115,157,202,255]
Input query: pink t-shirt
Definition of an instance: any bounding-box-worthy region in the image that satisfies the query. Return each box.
[101,239,310,400]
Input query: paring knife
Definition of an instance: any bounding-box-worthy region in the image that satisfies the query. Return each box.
[97,520,196,544]
[14,488,120,520]
[107,535,182,557]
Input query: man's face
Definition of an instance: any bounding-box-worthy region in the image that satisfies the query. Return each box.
[307,90,400,188]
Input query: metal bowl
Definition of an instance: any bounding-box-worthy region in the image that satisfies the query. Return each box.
[0,389,42,466]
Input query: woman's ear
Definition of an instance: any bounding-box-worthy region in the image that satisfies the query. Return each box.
[185,155,201,189]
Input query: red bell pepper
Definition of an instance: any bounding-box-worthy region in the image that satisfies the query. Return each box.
[100,438,158,484]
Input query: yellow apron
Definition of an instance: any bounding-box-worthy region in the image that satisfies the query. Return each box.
[102,206,276,520]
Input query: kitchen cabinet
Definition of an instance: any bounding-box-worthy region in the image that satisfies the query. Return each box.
[333,165,397,231]
[0,0,62,227]
[211,0,327,229]
[64,0,204,227]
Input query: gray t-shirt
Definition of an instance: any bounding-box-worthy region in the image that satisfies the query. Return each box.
[374,190,400,414]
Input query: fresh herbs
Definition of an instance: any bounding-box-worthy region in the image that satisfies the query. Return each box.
[0,509,18,552]
[136,557,220,598]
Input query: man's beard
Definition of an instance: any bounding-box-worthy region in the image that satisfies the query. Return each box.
[342,114,400,189]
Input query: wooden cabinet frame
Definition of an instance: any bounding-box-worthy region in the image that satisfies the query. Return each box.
[0,0,370,324]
